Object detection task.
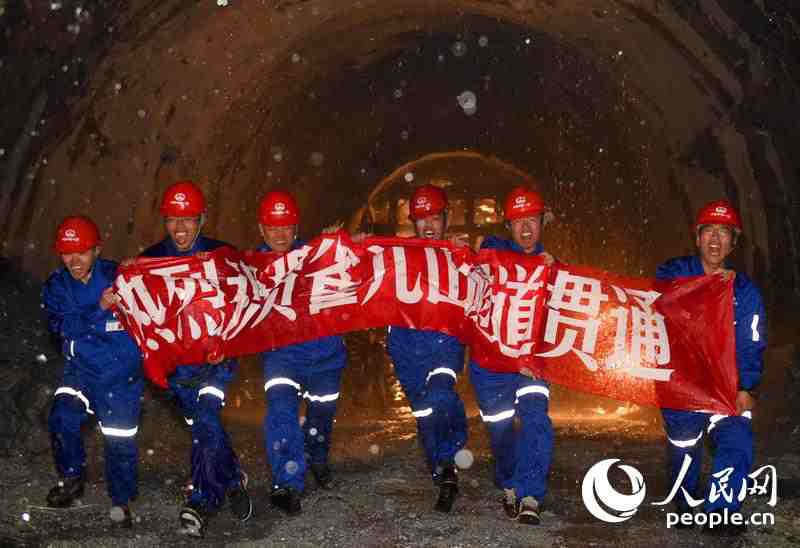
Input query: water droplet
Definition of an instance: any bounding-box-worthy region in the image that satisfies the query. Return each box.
[309,427,318,436]
[455,449,474,469]
[478,35,489,48]
[310,152,325,167]
[146,449,154,456]
[21,512,30,522]
[291,53,301,63]
[393,88,403,99]
[285,460,299,475]
[451,41,467,57]
[404,172,414,183]
[137,109,146,119]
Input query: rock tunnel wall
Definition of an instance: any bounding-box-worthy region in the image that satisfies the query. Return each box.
[0,0,798,301]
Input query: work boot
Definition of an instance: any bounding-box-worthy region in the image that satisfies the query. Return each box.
[46,476,84,508]
[310,463,334,490]
[502,488,518,519]
[434,465,458,513]
[517,496,541,525]
[179,501,207,538]
[270,486,302,515]
[227,471,253,522]
[109,505,133,529]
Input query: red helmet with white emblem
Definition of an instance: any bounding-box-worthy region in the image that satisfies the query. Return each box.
[503,186,545,221]
[695,200,742,233]
[54,216,101,254]
[159,181,207,217]
[409,184,448,220]
[259,191,300,226]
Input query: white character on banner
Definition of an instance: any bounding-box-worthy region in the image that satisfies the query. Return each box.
[115,274,171,351]
[465,265,493,334]
[472,264,545,358]
[500,264,545,354]
[392,246,423,304]
[606,285,673,382]
[362,245,386,305]
[424,248,464,307]
[250,253,303,327]
[537,270,607,370]
[307,238,361,314]
[219,259,258,340]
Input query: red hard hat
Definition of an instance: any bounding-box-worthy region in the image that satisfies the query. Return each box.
[503,186,545,221]
[259,191,300,226]
[409,184,448,220]
[695,200,742,232]
[159,180,207,217]
[54,216,101,254]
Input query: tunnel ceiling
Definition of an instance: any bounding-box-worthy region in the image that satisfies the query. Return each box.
[0,0,797,296]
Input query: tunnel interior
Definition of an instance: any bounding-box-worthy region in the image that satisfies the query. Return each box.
[1,1,799,427]
[259,14,674,277]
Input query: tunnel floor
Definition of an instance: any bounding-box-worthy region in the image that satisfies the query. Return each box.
[2,341,799,547]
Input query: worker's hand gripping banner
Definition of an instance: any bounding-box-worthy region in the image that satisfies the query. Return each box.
[114,233,737,414]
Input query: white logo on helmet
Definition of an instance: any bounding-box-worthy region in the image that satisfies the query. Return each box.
[712,206,728,216]
[512,195,529,209]
[273,202,288,214]
[415,197,431,211]
[174,192,186,202]
[62,228,79,242]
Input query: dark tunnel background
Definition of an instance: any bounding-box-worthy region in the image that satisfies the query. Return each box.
[260,16,666,277]
[0,0,799,450]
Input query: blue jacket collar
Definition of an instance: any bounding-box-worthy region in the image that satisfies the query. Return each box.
[257,239,304,253]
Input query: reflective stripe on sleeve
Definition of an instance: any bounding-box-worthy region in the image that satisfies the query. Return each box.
[412,407,434,418]
[751,315,760,342]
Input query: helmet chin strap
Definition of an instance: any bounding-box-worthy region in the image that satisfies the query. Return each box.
[189,213,206,250]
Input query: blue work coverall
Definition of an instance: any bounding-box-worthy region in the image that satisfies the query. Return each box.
[387,327,468,478]
[258,240,347,492]
[657,256,766,513]
[469,235,554,502]
[43,258,144,506]
[141,235,243,511]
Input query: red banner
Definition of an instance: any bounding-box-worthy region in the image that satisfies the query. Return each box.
[113,233,737,414]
